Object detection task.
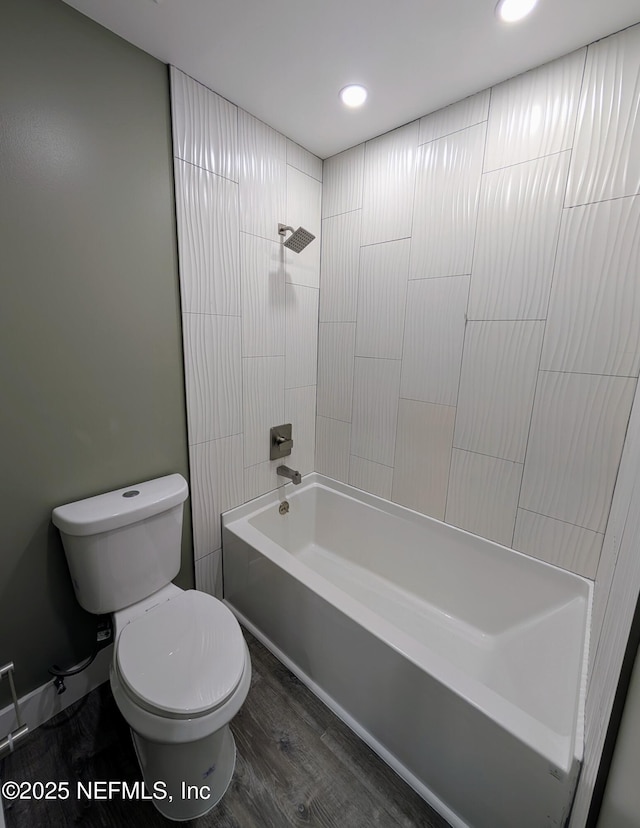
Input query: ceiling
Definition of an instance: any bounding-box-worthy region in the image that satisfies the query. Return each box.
[61,0,640,159]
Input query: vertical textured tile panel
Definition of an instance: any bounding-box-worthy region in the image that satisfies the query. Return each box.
[446,450,523,546]
[361,122,419,246]
[286,139,323,181]
[519,372,636,533]
[240,233,285,357]
[419,90,490,145]
[541,196,640,377]
[285,385,316,476]
[322,144,365,218]
[170,67,238,181]
[454,321,544,463]
[567,25,640,206]
[244,460,284,502]
[410,123,485,279]
[174,159,240,316]
[468,152,570,321]
[242,356,285,467]
[189,435,243,558]
[195,549,222,599]
[315,417,351,483]
[484,49,586,172]
[513,509,602,579]
[317,323,356,422]
[400,276,469,406]
[182,313,242,445]
[238,109,286,241]
[392,399,456,520]
[319,211,361,322]
[350,358,401,467]
[349,456,393,499]
[356,239,410,359]
[285,284,319,388]
[285,165,322,288]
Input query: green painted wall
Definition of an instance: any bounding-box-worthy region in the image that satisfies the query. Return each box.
[0,0,192,703]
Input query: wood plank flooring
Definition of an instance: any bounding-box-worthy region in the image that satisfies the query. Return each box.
[1,630,451,828]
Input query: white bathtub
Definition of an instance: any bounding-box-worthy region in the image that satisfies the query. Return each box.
[222,474,591,828]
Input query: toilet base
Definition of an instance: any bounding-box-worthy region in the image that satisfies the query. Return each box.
[131,724,237,821]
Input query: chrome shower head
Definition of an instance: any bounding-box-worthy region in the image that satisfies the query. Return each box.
[278,224,316,254]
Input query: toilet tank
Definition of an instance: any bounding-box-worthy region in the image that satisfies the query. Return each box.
[52,474,189,614]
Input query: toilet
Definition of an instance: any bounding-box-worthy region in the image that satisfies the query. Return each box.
[51,473,250,821]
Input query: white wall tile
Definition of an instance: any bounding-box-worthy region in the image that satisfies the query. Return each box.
[513,510,603,579]
[238,109,286,241]
[285,385,316,476]
[356,239,410,359]
[392,399,455,520]
[189,435,243,558]
[243,460,284,502]
[454,321,544,463]
[319,210,361,322]
[446,450,523,547]
[317,323,356,422]
[349,456,393,499]
[410,123,485,279]
[170,67,238,181]
[316,416,350,482]
[541,196,640,377]
[468,152,570,320]
[400,276,469,407]
[361,122,419,246]
[285,285,319,388]
[182,314,242,445]
[567,25,640,206]
[519,372,636,533]
[350,358,401,467]
[174,159,240,316]
[195,549,222,599]
[285,165,322,288]
[242,356,285,467]
[322,144,365,218]
[286,139,323,181]
[484,49,586,172]
[419,90,490,145]
[240,233,285,357]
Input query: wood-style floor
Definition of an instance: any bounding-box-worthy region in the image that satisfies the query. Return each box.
[1,630,451,828]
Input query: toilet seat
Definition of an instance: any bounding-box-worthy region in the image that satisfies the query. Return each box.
[115,590,245,719]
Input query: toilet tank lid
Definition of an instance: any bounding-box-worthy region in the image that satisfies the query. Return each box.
[52,474,188,536]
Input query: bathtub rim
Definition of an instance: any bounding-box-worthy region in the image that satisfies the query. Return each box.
[222,472,592,774]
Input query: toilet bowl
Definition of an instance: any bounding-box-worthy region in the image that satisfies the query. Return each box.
[52,474,250,821]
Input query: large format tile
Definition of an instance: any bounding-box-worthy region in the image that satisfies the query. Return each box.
[285,385,317,476]
[349,455,393,499]
[317,323,356,422]
[355,239,410,359]
[286,139,323,181]
[240,233,285,357]
[519,371,636,533]
[170,67,238,181]
[400,276,469,407]
[322,144,365,218]
[361,122,419,245]
[285,165,322,288]
[285,284,319,388]
[454,321,544,463]
[182,313,242,445]
[174,159,240,316]
[242,356,285,467]
[392,399,456,520]
[195,549,222,599]
[315,416,351,482]
[541,195,640,377]
[446,450,522,547]
[350,358,401,467]
[468,152,570,320]
[410,123,485,279]
[319,211,362,322]
[419,90,490,145]
[566,25,640,206]
[484,49,586,171]
[513,509,603,579]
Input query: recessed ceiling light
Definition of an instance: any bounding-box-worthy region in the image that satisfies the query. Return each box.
[340,84,368,108]
[495,0,538,23]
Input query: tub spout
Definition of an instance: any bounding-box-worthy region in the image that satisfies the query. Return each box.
[277,465,301,485]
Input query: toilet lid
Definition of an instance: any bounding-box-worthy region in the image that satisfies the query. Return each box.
[116,590,245,718]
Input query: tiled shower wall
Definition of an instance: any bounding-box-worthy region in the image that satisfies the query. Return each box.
[170,68,322,596]
[316,24,640,580]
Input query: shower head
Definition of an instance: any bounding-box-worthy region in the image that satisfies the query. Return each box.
[278,224,316,254]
